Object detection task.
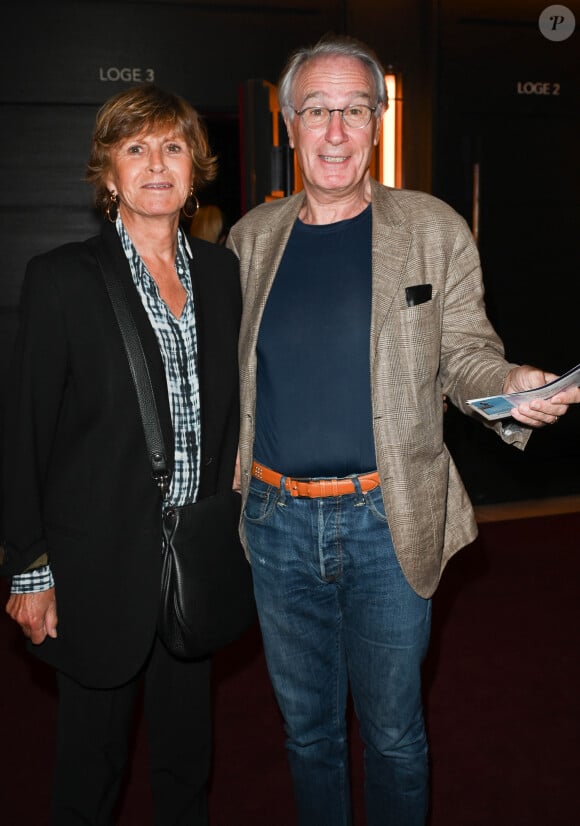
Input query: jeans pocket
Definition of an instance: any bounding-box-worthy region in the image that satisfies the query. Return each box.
[244,479,279,523]
[364,485,389,523]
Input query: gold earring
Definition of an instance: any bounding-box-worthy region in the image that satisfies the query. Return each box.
[182,188,200,219]
[106,191,119,223]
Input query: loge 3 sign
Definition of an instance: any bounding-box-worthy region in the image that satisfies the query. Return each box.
[99,67,155,83]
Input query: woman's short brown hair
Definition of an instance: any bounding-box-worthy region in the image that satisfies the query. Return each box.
[86,83,217,215]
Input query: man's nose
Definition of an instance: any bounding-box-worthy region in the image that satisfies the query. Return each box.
[325,110,348,141]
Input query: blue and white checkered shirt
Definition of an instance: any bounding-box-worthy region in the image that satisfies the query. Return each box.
[117,218,201,508]
[11,218,200,593]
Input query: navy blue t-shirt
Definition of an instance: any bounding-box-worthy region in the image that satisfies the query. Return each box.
[254,204,376,478]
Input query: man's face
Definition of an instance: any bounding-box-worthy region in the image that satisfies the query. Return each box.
[284,54,382,204]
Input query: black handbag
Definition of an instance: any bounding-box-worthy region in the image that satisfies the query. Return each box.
[159,490,256,658]
[92,241,256,659]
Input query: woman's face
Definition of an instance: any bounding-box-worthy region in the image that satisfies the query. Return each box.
[105,126,193,223]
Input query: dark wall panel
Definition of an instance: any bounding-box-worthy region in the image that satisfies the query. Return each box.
[3,106,98,206]
[2,2,338,108]
[434,0,580,505]
[1,105,100,302]
[1,103,101,380]
[1,0,343,396]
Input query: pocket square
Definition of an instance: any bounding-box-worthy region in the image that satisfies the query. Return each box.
[405,284,432,307]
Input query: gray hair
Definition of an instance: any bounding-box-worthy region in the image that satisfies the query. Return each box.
[278,33,388,122]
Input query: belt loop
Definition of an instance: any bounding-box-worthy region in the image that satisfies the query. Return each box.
[279,474,288,505]
[352,474,365,506]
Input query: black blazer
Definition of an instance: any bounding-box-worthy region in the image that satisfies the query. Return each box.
[1,220,241,687]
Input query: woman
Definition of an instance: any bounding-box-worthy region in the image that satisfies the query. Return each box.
[1,84,241,825]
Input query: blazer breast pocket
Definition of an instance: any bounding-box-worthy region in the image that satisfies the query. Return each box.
[405,284,432,307]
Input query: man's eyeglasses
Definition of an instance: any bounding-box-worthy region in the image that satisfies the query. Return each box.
[294,105,377,131]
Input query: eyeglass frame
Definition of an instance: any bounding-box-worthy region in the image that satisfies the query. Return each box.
[293,104,378,131]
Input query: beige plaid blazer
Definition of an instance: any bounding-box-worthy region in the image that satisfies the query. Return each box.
[228,178,529,597]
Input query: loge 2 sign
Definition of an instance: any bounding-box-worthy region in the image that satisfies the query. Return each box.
[516,81,561,95]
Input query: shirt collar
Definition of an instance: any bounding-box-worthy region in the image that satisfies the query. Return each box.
[115,216,192,283]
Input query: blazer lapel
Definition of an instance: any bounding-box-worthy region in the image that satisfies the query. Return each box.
[250,193,304,310]
[369,180,412,360]
[239,193,305,374]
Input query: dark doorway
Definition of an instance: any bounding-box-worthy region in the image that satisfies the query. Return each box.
[199,114,242,235]
[435,110,580,505]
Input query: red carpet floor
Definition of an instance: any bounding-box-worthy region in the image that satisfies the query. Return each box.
[1,512,579,825]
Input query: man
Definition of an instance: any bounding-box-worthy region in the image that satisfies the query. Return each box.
[227,34,580,826]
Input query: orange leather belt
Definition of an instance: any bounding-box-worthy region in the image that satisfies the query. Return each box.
[251,461,380,498]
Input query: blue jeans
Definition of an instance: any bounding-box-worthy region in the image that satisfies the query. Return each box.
[244,476,431,826]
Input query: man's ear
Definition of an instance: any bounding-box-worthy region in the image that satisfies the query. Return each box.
[282,112,295,149]
[373,105,384,147]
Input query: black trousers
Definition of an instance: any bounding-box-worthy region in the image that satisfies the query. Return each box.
[49,635,212,826]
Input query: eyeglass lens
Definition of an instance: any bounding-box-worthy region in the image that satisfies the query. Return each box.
[299,106,374,129]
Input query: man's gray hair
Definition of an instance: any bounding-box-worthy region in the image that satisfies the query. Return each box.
[278,33,388,121]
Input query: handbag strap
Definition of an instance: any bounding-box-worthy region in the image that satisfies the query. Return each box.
[89,242,170,497]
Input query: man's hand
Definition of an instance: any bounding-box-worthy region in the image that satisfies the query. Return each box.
[6,588,58,644]
[503,365,580,427]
